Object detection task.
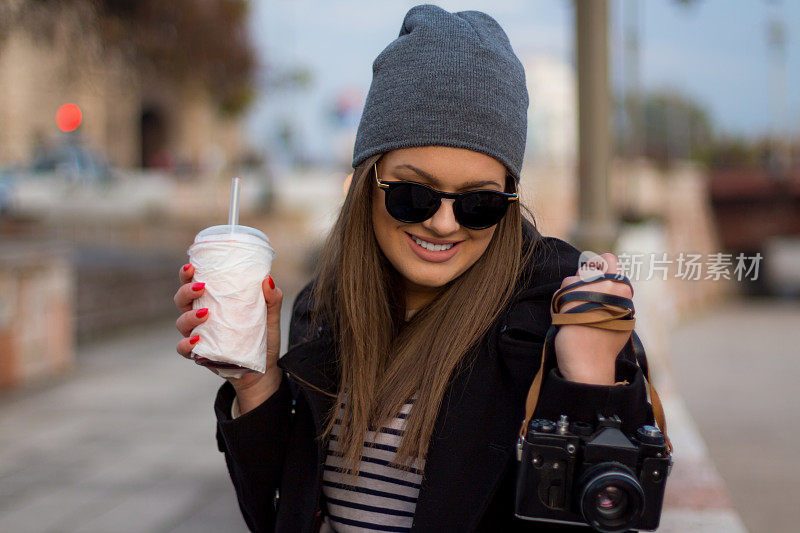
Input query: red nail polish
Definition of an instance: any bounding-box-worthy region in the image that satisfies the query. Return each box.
[268,275,275,290]
[196,308,208,318]
[192,282,205,291]
[189,335,200,344]
[182,263,191,272]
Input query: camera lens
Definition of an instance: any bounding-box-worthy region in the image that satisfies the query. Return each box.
[579,464,644,533]
[595,485,628,520]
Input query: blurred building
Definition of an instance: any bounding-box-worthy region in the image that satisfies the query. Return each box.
[0,241,73,390]
[524,55,577,166]
[0,4,245,170]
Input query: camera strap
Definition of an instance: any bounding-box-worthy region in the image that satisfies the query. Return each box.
[518,273,673,454]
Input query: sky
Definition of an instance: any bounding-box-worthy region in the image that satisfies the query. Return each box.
[245,0,800,162]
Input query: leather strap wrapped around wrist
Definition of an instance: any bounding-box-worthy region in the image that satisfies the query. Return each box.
[517,273,673,454]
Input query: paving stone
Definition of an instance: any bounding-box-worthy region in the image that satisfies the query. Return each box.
[0,322,247,532]
[68,483,203,533]
[659,510,748,533]
[670,300,800,532]
[0,485,124,533]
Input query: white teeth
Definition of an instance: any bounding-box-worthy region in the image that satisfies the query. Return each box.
[413,236,454,252]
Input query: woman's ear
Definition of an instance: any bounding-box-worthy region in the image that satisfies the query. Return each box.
[343,172,354,195]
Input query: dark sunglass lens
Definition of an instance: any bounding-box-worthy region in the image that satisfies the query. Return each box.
[455,192,509,229]
[386,182,440,223]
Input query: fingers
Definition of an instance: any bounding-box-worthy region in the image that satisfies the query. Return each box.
[558,274,583,313]
[176,334,201,359]
[595,253,631,297]
[176,307,209,338]
[564,252,632,298]
[176,263,201,360]
[262,275,283,326]
[175,272,283,370]
[173,281,206,313]
[599,253,619,276]
[175,336,221,377]
[179,263,194,284]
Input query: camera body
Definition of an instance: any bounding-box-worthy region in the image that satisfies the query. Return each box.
[514,414,672,532]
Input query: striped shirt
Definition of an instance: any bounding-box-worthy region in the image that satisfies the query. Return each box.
[321,398,424,532]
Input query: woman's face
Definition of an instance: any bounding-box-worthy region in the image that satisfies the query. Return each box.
[371,146,508,303]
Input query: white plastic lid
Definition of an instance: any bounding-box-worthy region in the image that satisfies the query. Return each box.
[192,225,274,256]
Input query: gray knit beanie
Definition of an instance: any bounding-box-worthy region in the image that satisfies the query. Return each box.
[352,4,528,181]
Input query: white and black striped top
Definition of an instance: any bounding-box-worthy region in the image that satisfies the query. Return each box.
[320,398,424,533]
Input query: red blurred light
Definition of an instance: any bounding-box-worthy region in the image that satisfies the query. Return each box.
[56,103,82,132]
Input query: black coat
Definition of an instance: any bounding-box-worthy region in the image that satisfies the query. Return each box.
[213,231,655,532]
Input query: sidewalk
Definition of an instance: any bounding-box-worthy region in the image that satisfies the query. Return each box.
[658,396,747,532]
[649,309,749,533]
[667,298,800,533]
[0,321,249,533]
[0,298,761,532]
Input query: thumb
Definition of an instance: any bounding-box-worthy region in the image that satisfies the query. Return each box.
[263,275,283,324]
[262,275,283,362]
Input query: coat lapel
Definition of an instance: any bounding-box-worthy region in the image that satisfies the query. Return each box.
[410,345,520,531]
[278,330,520,532]
[277,336,339,434]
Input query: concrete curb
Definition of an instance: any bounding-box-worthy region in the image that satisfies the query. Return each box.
[659,395,748,532]
[614,224,749,532]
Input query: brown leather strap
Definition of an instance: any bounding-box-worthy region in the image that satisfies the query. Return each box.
[518,274,673,454]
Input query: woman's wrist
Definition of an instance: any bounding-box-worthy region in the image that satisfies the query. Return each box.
[233,365,283,415]
[558,360,616,386]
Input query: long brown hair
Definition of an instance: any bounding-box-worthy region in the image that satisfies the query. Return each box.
[311,153,537,476]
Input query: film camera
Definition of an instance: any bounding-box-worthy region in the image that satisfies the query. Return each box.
[514,413,672,532]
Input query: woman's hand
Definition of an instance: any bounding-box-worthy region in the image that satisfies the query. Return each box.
[553,253,631,385]
[174,263,284,412]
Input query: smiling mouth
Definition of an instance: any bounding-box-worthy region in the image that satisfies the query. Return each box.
[408,233,460,252]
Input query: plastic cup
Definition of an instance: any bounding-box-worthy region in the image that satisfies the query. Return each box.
[187,224,275,379]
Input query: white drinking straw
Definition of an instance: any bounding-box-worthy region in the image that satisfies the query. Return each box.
[228,177,241,231]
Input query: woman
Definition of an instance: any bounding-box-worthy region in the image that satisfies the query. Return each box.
[174,5,656,532]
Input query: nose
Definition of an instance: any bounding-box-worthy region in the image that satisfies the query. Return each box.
[422,198,460,235]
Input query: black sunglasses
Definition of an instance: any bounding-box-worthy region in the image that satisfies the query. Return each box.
[374,163,518,230]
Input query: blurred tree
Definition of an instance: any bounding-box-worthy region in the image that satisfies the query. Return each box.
[702,136,799,174]
[2,0,257,116]
[702,137,760,169]
[618,90,713,166]
[97,0,256,116]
